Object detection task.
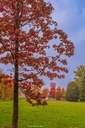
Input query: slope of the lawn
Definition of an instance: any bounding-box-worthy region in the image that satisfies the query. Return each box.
[0,99,85,128]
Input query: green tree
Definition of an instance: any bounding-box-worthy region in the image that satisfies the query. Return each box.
[74,66,85,101]
[61,88,66,100]
[66,81,80,102]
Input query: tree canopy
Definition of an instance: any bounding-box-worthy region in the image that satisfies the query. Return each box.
[0,0,74,127]
[66,81,80,102]
[74,66,85,101]
[0,0,74,105]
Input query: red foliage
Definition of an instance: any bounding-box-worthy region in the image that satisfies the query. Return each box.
[56,87,62,100]
[0,0,74,106]
[48,84,65,100]
[49,84,56,99]
[41,88,49,98]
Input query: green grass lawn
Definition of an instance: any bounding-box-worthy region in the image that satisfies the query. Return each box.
[0,99,85,128]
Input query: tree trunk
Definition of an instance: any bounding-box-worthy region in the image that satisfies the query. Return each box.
[12,1,21,127]
[12,39,19,128]
[12,63,19,128]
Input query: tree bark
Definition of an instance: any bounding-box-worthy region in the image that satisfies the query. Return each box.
[12,39,19,128]
[12,1,20,127]
[12,78,18,128]
[12,65,19,128]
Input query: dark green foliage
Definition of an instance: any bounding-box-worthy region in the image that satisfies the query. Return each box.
[80,86,85,101]
[74,66,85,101]
[66,81,80,102]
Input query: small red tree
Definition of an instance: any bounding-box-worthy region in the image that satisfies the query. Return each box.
[49,84,56,99]
[0,0,74,127]
[56,87,62,100]
[42,88,49,98]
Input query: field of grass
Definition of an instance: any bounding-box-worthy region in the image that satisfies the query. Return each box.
[0,99,85,128]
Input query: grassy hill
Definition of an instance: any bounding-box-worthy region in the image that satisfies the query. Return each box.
[0,99,85,128]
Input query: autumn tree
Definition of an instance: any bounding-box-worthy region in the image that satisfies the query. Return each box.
[49,83,56,99]
[0,73,13,100]
[56,87,62,100]
[66,81,80,102]
[74,66,85,101]
[0,0,74,127]
[41,88,49,98]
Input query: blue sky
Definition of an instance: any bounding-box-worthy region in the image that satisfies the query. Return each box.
[44,0,85,88]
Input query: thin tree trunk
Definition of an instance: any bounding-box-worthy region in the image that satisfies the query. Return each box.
[12,1,21,127]
[12,40,19,128]
[12,69,19,128]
